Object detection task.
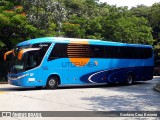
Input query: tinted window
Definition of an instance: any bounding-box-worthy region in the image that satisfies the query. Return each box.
[105,46,152,59]
[32,43,51,61]
[134,47,153,59]
[90,45,104,58]
[48,43,68,61]
[67,43,92,58]
[48,43,153,60]
[48,43,105,60]
[105,46,119,58]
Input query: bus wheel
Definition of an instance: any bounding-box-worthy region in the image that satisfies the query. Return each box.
[126,74,134,85]
[46,76,59,89]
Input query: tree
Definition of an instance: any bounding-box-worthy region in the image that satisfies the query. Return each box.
[20,0,67,34]
[130,5,151,20]
[0,0,41,49]
[113,16,154,44]
[150,3,160,41]
[0,0,156,46]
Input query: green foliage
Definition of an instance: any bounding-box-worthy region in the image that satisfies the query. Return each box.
[0,13,10,26]
[63,22,84,38]
[149,2,160,46]
[0,0,42,49]
[11,14,26,25]
[130,3,160,58]
[113,16,154,44]
[1,0,160,50]
[130,5,151,20]
[150,3,160,28]
[0,41,5,47]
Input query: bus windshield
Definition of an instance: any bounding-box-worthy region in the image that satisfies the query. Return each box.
[11,56,25,73]
[9,43,51,73]
[10,50,40,73]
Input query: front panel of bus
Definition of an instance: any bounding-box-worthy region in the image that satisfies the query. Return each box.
[7,43,51,87]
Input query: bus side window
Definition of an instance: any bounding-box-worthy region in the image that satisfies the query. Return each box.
[105,46,119,58]
[90,45,105,58]
[48,43,68,61]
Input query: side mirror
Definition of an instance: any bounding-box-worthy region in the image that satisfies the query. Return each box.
[18,49,26,60]
[4,50,15,61]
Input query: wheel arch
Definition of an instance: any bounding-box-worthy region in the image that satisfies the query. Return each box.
[125,71,135,85]
[47,74,61,85]
[126,71,135,79]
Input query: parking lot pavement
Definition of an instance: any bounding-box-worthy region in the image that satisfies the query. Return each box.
[0,91,5,94]
[0,77,160,119]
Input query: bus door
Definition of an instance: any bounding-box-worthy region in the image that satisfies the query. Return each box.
[25,51,43,86]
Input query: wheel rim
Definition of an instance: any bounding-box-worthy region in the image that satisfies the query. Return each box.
[127,76,133,84]
[49,79,56,86]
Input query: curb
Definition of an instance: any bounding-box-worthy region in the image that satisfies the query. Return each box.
[154,83,160,93]
[0,82,8,84]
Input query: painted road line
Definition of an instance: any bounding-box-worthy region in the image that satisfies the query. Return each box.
[0,91,6,94]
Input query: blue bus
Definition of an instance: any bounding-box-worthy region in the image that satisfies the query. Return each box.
[4,37,154,89]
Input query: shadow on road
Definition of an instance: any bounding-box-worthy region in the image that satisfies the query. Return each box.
[0,87,43,91]
[58,81,150,90]
[0,80,159,111]
[0,81,151,91]
[80,81,160,111]
[81,93,160,111]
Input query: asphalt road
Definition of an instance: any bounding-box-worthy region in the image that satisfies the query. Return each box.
[0,77,160,120]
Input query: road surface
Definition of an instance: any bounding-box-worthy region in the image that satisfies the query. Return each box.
[0,77,159,120]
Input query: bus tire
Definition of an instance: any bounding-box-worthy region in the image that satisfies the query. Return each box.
[46,76,59,89]
[126,74,134,85]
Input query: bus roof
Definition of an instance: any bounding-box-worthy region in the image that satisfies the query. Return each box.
[17,37,152,48]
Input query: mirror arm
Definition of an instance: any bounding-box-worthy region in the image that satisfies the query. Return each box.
[4,50,14,61]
